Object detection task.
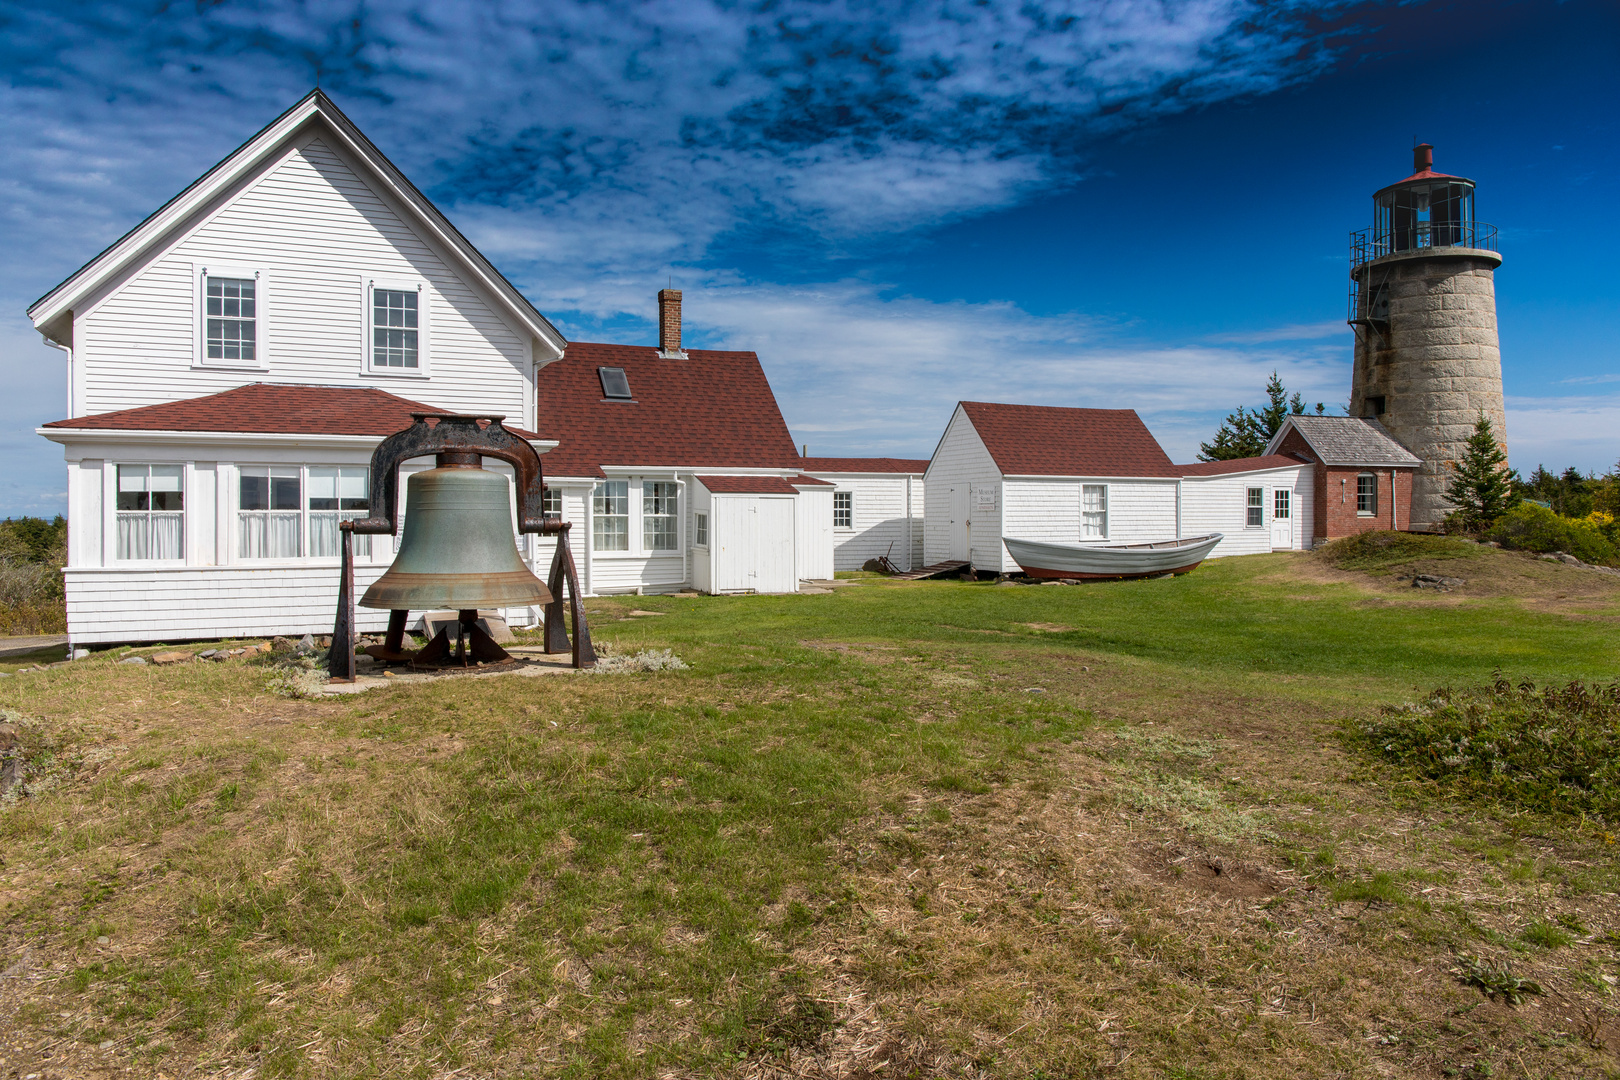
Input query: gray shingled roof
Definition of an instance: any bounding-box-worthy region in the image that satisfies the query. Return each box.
[1269,415,1421,466]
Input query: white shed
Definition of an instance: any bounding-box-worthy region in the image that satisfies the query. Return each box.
[691,476,802,594]
[797,457,927,571]
[1178,456,1316,555]
[923,401,1320,574]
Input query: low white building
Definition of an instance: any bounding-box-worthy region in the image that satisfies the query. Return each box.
[797,458,927,571]
[923,401,1314,573]
[30,91,829,647]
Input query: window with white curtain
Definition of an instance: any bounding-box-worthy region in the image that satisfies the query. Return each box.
[308,467,371,557]
[116,464,184,560]
[643,481,678,551]
[593,480,629,551]
[1081,484,1108,539]
[239,467,302,558]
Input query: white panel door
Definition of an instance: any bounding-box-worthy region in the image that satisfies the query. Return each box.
[1271,488,1293,550]
[712,497,758,592]
[755,497,798,593]
[949,486,969,560]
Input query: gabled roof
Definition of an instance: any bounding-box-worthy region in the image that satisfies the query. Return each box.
[799,456,930,474]
[535,343,802,478]
[1266,415,1422,467]
[28,89,566,358]
[697,476,802,494]
[40,383,537,439]
[1178,454,1311,477]
[954,401,1176,478]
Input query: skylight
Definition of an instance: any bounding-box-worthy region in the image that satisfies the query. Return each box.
[598,366,632,400]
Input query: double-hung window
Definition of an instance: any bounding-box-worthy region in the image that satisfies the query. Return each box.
[1081,484,1108,539]
[643,482,678,551]
[308,467,371,557]
[833,491,853,529]
[200,270,261,366]
[366,279,427,373]
[541,486,562,519]
[1246,487,1265,528]
[116,465,184,560]
[1357,473,1378,516]
[593,481,629,551]
[239,467,302,559]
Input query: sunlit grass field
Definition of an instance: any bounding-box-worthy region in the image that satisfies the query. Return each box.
[1,547,1617,1078]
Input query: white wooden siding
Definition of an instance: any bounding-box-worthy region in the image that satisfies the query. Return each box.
[1180,467,1315,558]
[923,408,1000,566]
[803,473,923,571]
[65,565,396,645]
[74,136,531,421]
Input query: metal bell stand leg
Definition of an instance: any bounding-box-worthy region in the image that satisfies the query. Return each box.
[541,520,595,668]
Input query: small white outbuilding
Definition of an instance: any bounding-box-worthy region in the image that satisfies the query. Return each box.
[924,401,1315,574]
[797,457,927,571]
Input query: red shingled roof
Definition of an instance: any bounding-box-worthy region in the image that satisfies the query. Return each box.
[957,401,1175,477]
[799,456,930,474]
[789,474,835,487]
[1178,455,1309,477]
[696,475,802,494]
[41,383,542,438]
[535,343,801,479]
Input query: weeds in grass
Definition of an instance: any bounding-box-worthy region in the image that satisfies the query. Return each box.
[1343,673,1620,817]
[263,654,325,698]
[1331,872,1405,906]
[1455,955,1545,1004]
[1321,530,1483,570]
[588,647,689,674]
[1520,920,1575,949]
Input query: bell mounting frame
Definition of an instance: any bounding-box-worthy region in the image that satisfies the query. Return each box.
[346,413,548,537]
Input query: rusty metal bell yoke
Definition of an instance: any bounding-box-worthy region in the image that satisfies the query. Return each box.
[359,453,553,612]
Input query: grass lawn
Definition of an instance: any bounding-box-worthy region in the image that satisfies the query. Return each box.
[1,546,1618,1078]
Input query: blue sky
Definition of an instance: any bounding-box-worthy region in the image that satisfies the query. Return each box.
[1,0,1615,517]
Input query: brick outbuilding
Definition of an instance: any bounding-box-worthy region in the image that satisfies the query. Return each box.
[1266,415,1422,540]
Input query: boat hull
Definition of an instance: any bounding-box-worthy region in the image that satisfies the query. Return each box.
[1003,534,1224,581]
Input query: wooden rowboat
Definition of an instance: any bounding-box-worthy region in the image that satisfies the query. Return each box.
[1003,533,1224,580]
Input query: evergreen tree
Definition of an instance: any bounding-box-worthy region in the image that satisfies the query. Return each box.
[1445,413,1519,531]
[1198,372,1325,461]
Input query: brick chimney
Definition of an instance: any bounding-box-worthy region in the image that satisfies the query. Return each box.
[657,289,687,358]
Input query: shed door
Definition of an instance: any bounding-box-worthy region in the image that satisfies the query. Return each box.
[754,497,798,593]
[1271,488,1293,550]
[712,497,758,592]
[949,486,969,561]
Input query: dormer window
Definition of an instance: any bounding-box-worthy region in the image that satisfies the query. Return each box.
[599,366,632,400]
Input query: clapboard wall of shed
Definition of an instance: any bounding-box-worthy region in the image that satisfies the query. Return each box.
[805,472,923,571]
[1180,467,1315,557]
[73,136,532,422]
[923,409,1000,566]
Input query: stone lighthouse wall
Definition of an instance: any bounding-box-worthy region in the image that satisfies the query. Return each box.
[1350,250,1506,532]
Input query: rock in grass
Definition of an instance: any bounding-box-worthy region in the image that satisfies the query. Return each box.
[119,656,148,666]
[151,651,193,665]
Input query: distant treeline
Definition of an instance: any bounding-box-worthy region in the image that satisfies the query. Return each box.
[0,516,67,635]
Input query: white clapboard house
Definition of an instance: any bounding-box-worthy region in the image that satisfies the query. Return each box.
[529,299,834,597]
[796,458,928,571]
[923,401,1315,573]
[29,91,831,648]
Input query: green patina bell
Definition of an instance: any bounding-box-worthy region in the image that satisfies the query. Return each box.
[360,460,553,612]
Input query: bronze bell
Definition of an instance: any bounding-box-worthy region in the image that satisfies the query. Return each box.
[361,453,553,612]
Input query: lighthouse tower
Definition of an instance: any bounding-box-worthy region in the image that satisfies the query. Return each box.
[1348,144,1506,532]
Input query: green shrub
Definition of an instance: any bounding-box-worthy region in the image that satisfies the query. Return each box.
[1486,504,1619,566]
[1343,673,1620,818]
[1319,530,1482,571]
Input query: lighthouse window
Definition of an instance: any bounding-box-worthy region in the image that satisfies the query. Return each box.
[1357,473,1378,516]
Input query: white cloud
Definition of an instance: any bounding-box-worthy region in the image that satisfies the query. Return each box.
[1504,394,1620,475]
